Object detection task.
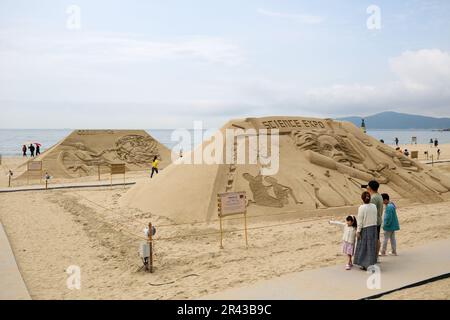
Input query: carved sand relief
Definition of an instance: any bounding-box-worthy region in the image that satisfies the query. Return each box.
[120,116,450,224]
[16,130,170,180]
[59,134,162,177]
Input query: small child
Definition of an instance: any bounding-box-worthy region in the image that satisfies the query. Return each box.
[380,193,400,256]
[329,216,357,270]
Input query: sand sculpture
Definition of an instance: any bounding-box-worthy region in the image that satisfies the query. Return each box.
[17,130,171,179]
[121,116,450,223]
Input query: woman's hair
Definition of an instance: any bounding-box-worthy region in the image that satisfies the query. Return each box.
[361,191,371,204]
[346,215,357,229]
[153,156,157,161]
[381,193,390,201]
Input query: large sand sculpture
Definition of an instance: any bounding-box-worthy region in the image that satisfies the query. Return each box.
[121,117,450,223]
[17,130,170,179]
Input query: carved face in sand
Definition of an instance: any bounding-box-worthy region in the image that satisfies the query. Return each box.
[291,131,364,166]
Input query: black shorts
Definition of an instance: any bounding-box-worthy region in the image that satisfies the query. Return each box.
[377,225,381,240]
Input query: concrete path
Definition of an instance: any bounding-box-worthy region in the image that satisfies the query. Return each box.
[201,239,450,300]
[0,180,136,194]
[0,223,31,300]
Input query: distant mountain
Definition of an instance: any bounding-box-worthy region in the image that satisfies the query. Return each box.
[337,111,450,129]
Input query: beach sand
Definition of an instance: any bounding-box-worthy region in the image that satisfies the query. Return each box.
[378,278,450,300]
[1,152,450,299]
[390,142,449,162]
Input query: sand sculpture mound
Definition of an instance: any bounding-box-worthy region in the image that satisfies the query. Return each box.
[17,130,171,179]
[121,117,450,223]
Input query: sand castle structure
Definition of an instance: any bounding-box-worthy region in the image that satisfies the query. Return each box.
[121,116,450,223]
[17,130,171,179]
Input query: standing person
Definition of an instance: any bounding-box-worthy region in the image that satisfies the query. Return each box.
[354,191,378,270]
[35,144,41,156]
[329,216,357,270]
[434,139,439,148]
[29,144,35,157]
[429,138,434,147]
[380,193,400,256]
[437,149,441,160]
[394,137,399,146]
[367,180,383,257]
[22,145,27,157]
[150,156,159,178]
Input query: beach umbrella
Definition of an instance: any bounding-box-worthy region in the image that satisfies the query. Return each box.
[34,142,42,146]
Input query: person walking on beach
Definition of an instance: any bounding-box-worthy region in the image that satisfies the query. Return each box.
[150,156,159,178]
[329,216,357,270]
[367,180,383,257]
[394,137,399,146]
[430,138,434,146]
[353,191,378,270]
[35,144,41,156]
[434,139,439,148]
[380,193,400,256]
[22,145,27,157]
[29,143,35,157]
[437,149,441,160]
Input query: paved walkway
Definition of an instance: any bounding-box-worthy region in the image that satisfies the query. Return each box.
[201,239,450,300]
[0,180,136,193]
[0,223,31,300]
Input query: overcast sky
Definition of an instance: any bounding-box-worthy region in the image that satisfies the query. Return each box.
[1,0,450,129]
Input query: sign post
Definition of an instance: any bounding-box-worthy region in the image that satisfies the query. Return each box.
[217,191,248,249]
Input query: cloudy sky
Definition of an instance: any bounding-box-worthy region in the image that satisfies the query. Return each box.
[1,0,450,128]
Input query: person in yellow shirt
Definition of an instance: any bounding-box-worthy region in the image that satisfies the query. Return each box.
[151,156,159,178]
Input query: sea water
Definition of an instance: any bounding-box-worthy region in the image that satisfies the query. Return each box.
[0,129,449,157]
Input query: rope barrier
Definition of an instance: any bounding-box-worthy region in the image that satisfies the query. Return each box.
[155,215,333,241]
[74,187,332,229]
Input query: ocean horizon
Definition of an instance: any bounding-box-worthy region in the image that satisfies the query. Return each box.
[1,128,449,157]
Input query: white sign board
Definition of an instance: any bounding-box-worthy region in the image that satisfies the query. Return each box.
[27,161,43,171]
[218,191,246,217]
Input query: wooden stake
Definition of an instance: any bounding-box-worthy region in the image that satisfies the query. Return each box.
[8,173,11,188]
[148,222,154,273]
[244,211,248,248]
[98,165,101,181]
[219,215,224,249]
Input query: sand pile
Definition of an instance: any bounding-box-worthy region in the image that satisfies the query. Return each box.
[16,130,170,179]
[121,117,450,223]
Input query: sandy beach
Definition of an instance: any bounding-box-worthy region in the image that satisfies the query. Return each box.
[1,148,450,299]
